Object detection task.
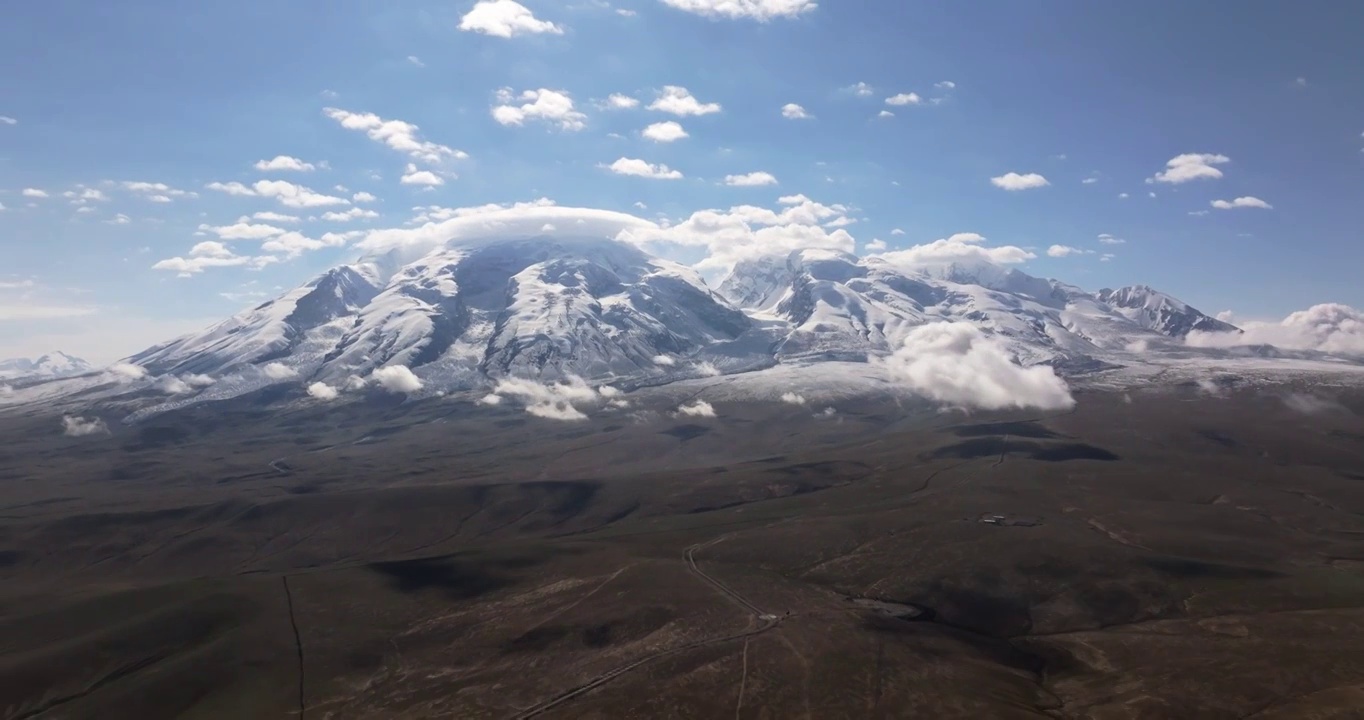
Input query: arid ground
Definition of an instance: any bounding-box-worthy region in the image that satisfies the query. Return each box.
[3,380,1364,719]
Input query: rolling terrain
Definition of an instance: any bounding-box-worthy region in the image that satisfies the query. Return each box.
[3,378,1364,719]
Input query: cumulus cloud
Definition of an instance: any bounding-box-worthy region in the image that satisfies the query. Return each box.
[199,221,286,240]
[262,362,298,380]
[876,322,1075,410]
[1186,303,1364,356]
[0,116,16,125]
[653,354,677,366]
[781,103,810,119]
[845,82,874,97]
[156,375,192,394]
[604,157,684,179]
[22,188,49,198]
[1097,233,1125,245]
[62,415,108,437]
[780,392,807,405]
[647,86,722,116]
[676,400,717,417]
[106,363,148,382]
[1211,196,1272,210]
[885,93,922,106]
[694,361,722,377]
[990,172,1050,191]
[183,373,216,387]
[492,88,587,131]
[724,171,778,187]
[359,201,651,254]
[352,191,377,203]
[459,0,563,37]
[935,80,956,89]
[659,0,816,20]
[400,164,446,186]
[603,93,639,109]
[620,194,857,272]
[323,108,466,163]
[642,120,689,142]
[371,365,423,393]
[1149,153,1230,184]
[483,375,615,420]
[307,382,339,400]
[254,155,316,172]
[872,232,1035,268]
[864,238,887,252]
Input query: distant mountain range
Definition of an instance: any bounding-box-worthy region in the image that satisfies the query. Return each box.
[0,352,92,381]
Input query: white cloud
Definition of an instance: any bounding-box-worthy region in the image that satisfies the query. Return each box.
[157,375,192,395]
[199,221,287,240]
[890,228,905,236]
[876,110,894,119]
[1100,253,1114,262]
[846,82,874,97]
[781,103,810,119]
[492,88,587,131]
[0,116,16,125]
[780,391,806,405]
[321,207,380,222]
[1118,192,1129,199]
[647,86,722,116]
[107,213,132,225]
[1046,244,1093,258]
[1149,153,1230,184]
[64,188,110,204]
[183,373,216,387]
[873,232,1035,267]
[724,171,778,187]
[1186,304,1364,356]
[653,354,677,366]
[261,230,356,258]
[621,194,857,272]
[694,361,722,377]
[152,244,278,275]
[371,364,423,392]
[1295,77,1308,87]
[642,120,689,142]
[484,375,611,420]
[885,93,921,106]
[407,55,425,67]
[262,362,298,380]
[934,80,956,89]
[659,0,816,20]
[119,181,196,201]
[323,108,466,163]
[990,172,1050,191]
[604,93,639,109]
[1082,176,1099,185]
[254,155,317,172]
[1211,196,1272,210]
[250,211,300,223]
[877,322,1075,410]
[676,400,717,417]
[458,0,563,37]
[352,191,378,203]
[205,180,349,208]
[400,164,446,186]
[62,415,108,437]
[307,382,339,400]
[1097,233,1125,245]
[864,238,887,252]
[22,188,48,198]
[605,157,684,179]
[107,363,148,381]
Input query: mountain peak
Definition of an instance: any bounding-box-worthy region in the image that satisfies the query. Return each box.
[0,352,93,380]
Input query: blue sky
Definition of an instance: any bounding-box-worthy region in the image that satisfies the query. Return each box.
[2,0,1362,363]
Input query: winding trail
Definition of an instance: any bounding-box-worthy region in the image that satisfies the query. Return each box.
[282,576,306,719]
[509,539,779,719]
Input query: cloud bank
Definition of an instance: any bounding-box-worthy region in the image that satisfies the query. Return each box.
[1186,303,1364,356]
[876,322,1075,410]
[482,375,620,420]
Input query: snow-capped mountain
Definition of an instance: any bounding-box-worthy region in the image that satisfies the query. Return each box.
[6,235,1276,416]
[0,352,92,380]
[1095,285,1238,337]
[131,236,751,385]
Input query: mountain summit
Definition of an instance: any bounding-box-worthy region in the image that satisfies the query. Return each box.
[0,352,92,381]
